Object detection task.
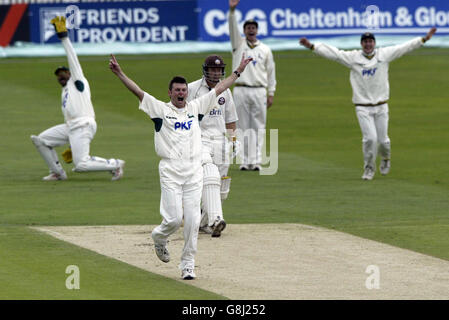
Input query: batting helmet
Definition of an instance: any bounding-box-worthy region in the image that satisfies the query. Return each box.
[202,55,226,83]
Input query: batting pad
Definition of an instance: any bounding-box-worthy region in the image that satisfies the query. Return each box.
[202,163,222,226]
[220,176,231,201]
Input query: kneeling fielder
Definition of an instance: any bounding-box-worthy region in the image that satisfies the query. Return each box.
[109,54,252,279]
[31,17,124,181]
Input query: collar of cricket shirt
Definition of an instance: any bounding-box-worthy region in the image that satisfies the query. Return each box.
[167,101,186,113]
[246,39,260,49]
[362,49,376,60]
[202,77,218,91]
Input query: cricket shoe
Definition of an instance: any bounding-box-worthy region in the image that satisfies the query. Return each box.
[111,159,125,181]
[252,164,261,171]
[42,171,67,181]
[199,225,213,234]
[362,166,375,181]
[181,268,196,280]
[379,159,391,175]
[154,243,170,263]
[239,164,250,171]
[211,218,226,238]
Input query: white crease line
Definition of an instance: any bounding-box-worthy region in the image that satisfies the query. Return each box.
[31,227,64,239]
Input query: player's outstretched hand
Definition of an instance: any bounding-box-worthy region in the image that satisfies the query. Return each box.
[109,54,122,75]
[299,37,313,49]
[109,54,144,101]
[214,53,252,96]
[236,53,253,73]
[50,16,68,39]
[229,0,240,10]
[424,27,437,42]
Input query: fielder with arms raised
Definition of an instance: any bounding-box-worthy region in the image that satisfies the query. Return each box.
[228,0,276,171]
[187,55,240,237]
[299,27,436,180]
[109,54,252,279]
[31,16,125,181]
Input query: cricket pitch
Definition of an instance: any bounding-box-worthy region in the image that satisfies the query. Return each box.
[34,224,449,299]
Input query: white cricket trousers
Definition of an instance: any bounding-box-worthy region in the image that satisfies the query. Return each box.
[355,104,391,171]
[152,159,203,270]
[233,86,267,166]
[37,118,120,172]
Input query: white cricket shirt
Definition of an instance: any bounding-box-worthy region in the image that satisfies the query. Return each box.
[313,37,424,105]
[139,89,217,161]
[228,11,276,96]
[60,38,95,129]
[187,78,238,139]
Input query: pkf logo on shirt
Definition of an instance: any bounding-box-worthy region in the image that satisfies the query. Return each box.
[174,120,193,130]
[362,68,377,76]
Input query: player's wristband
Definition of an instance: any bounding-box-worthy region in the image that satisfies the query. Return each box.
[56,31,68,39]
[310,44,315,50]
[233,70,240,77]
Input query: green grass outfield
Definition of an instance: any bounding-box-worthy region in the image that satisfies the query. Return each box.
[0,48,448,299]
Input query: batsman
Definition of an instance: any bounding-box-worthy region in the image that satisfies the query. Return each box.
[187,55,240,237]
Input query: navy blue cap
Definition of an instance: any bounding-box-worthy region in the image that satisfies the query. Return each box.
[54,66,69,75]
[361,32,376,42]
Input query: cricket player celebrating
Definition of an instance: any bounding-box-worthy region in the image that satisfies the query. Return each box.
[299,27,437,180]
[109,54,252,279]
[187,55,239,237]
[31,16,125,181]
[228,0,276,171]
